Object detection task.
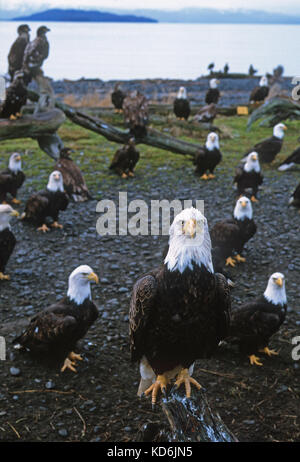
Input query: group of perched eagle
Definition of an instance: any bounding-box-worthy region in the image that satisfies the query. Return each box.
[0,25,299,408]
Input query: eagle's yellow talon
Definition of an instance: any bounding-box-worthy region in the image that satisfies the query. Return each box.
[61,357,77,373]
[200,174,209,180]
[37,224,50,233]
[249,354,263,366]
[68,351,83,362]
[225,256,236,267]
[259,347,278,357]
[121,173,128,179]
[251,196,259,203]
[208,173,215,179]
[0,272,10,280]
[175,368,202,398]
[11,198,21,205]
[51,221,63,229]
[144,374,169,405]
[235,254,246,263]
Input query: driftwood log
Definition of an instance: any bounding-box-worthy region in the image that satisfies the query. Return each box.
[136,387,238,443]
[27,89,205,159]
[247,97,300,129]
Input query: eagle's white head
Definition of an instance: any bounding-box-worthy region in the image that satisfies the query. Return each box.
[164,207,213,273]
[177,86,187,99]
[244,152,261,173]
[47,170,64,192]
[233,196,253,220]
[206,132,219,151]
[259,76,268,87]
[9,152,22,173]
[273,123,287,139]
[264,272,287,306]
[209,79,219,89]
[67,264,99,305]
[0,204,19,232]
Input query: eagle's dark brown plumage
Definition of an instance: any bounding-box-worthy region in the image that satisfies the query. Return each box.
[0,72,27,119]
[109,138,140,178]
[54,148,92,202]
[228,273,287,366]
[123,90,149,138]
[22,26,50,84]
[111,83,125,112]
[129,207,231,404]
[0,153,25,204]
[193,103,217,124]
[289,182,300,210]
[278,146,300,171]
[0,205,18,281]
[249,85,269,103]
[173,87,190,120]
[8,24,31,81]
[193,132,222,179]
[243,123,286,164]
[234,153,263,201]
[13,265,99,372]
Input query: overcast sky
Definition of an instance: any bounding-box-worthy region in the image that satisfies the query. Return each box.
[3,0,300,14]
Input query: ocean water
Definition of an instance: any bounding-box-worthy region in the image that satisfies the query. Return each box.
[0,21,299,80]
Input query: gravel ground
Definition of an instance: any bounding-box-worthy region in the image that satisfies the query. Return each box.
[0,151,299,442]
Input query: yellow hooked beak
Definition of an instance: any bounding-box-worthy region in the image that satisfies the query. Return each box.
[275,277,283,287]
[283,125,287,131]
[241,200,247,207]
[10,210,19,217]
[183,218,197,238]
[87,272,99,284]
[252,154,257,161]
[54,174,60,181]
[16,155,21,161]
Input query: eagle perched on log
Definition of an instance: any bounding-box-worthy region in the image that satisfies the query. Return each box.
[8,24,31,81]
[173,87,191,121]
[14,265,99,372]
[0,204,19,281]
[205,79,220,105]
[228,273,287,366]
[0,153,25,205]
[123,90,149,138]
[22,171,69,232]
[111,83,125,113]
[249,76,269,104]
[129,207,231,405]
[0,71,27,120]
[211,196,257,270]
[22,25,50,83]
[109,138,140,178]
[54,148,92,202]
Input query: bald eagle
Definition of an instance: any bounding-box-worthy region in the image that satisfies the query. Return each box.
[0,71,27,120]
[234,152,263,202]
[8,24,31,81]
[0,153,25,205]
[129,207,231,405]
[111,83,125,113]
[243,124,286,164]
[22,171,69,232]
[14,265,99,372]
[123,90,149,138]
[194,132,222,180]
[228,273,287,366]
[278,146,300,171]
[193,103,217,124]
[109,138,140,178]
[173,87,190,121]
[205,79,220,105]
[22,26,50,83]
[54,148,92,202]
[211,196,257,270]
[0,205,19,281]
[249,76,269,103]
[289,182,300,210]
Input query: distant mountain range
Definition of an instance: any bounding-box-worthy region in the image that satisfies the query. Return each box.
[4,7,300,24]
[13,8,157,23]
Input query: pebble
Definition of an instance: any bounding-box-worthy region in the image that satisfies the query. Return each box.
[58,429,68,437]
[10,367,21,376]
[45,380,55,389]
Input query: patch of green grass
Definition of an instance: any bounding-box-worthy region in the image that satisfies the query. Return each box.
[0,114,299,197]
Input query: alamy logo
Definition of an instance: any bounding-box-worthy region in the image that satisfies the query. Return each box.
[291,77,300,101]
[0,336,6,360]
[291,336,300,361]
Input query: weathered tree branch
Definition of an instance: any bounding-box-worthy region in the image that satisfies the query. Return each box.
[27,89,204,158]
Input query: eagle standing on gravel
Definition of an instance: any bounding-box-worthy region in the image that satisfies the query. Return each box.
[22,25,50,83]
[278,146,300,171]
[205,79,220,105]
[54,148,92,202]
[13,265,99,372]
[21,170,69,232]
[123,90,149,138]
[243,123,286,164]
[109,138,140,178]
[194,132,222,180]
[173,87,191,121]
[8,24,31,81]
[111,83,125,113]
[0,153,25,205]
[0,71,27,120]
[0,204,19,281]
[234,152,263,202]
[228,273,287,366]
[211,196,257,270]
[129,207,231,405]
